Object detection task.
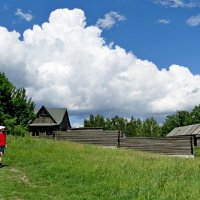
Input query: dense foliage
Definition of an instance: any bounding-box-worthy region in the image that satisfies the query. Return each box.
[84,105,200,137]
[84,114,162,137]
[0,72,35,135]
[162,106,200,135]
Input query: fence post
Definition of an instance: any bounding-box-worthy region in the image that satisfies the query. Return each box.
[190,136,194,155]
[117,130,121,148]
[121,131,124,138]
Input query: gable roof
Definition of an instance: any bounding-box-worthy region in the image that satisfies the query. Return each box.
[167,124,200,137]
[46,108,67,124]
[29,106,71,128]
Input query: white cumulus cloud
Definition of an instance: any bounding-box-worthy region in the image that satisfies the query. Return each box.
[186,14,200,26]
[15,9,33,22]
[1,8,200,121]
[96,11,126,29]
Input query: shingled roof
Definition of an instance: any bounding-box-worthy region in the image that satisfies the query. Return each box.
[29,105,71,129]
[167,124,200,137]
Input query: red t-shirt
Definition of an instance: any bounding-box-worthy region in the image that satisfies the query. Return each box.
[0,132,6,146]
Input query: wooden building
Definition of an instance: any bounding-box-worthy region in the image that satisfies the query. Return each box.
[29,106,71,136]
[167,124,200,146]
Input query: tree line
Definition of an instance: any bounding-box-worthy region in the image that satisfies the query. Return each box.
[84,106,200,137]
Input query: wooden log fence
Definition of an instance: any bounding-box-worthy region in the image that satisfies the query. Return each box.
[39,130,194,156]
[118,136,194,156]
[53,130,119,147]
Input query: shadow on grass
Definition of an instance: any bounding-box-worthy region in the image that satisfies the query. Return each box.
[0,164,10,168]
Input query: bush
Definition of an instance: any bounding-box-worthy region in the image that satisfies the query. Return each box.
[4,117,29,136]
[12,125,29,136]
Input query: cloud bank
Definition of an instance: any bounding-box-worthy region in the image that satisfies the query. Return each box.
[1,8,200,120]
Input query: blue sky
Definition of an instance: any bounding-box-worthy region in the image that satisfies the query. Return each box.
[0,0,200,126]
[1,0,200,74]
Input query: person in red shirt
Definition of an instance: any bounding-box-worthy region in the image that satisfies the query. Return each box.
[0,126,6,167]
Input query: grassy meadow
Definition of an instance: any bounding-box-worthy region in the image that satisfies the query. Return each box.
[1,136,200,200]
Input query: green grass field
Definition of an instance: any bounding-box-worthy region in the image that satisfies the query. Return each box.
[1,136,200,200]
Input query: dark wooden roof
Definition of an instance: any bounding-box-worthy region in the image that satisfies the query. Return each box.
[29,106,71,128]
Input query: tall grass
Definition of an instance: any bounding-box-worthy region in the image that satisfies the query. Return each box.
[1,136,200,200]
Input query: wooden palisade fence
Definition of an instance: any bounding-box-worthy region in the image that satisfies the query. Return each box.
[54,130,119,147]
[118,135,194,156]
[39,130,194,156]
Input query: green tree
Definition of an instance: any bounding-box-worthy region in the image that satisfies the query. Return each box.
[84,114,127,133]
[142,117,161,137]
[11,88,35,125]
[135,119,143,137]
[162,110,191,136]
[176,110,192,126]
[110,115,127,133]
[0,72,35,135]
[126,116,138,137]
[190,105,200,124]
[0,73,13,124]
[84,114,94,127]
[84,114,105,128]
[104,118,112,130]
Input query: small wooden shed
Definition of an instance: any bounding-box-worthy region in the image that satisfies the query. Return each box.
[29,105,71,136]
[167,124,200,146]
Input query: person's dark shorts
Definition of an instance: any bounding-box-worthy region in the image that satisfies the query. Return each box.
[0,146,5,154]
